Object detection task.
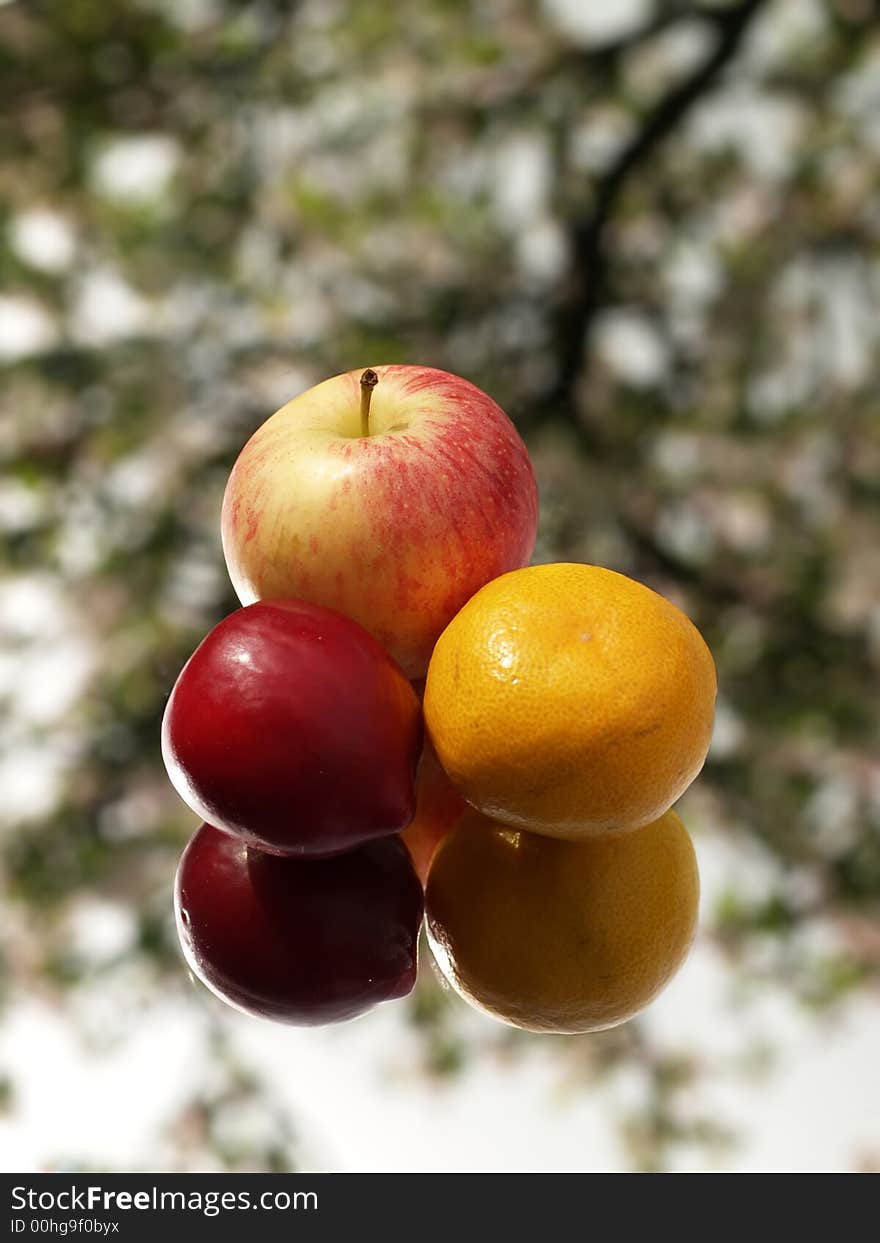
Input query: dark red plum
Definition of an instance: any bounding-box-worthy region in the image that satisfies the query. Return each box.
[162,599,422,857]
[175,823,424,1024]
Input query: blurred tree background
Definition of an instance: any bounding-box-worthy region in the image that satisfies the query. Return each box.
[1,0,879,1172]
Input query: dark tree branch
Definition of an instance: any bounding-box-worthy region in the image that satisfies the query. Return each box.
[546,0,768,422]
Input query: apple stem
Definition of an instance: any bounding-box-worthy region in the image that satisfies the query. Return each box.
[359,369,379,437]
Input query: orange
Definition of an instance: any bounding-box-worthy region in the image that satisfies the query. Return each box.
[401,739,469,886]
[424,563,716,838]
[425,808,699,1033]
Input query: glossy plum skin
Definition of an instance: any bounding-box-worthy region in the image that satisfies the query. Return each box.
[176,823,424,1024]
[162,599,422,857]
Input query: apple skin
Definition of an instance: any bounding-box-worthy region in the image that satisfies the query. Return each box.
[176,823,424,1024]
[221,364,538,678]
[402,738,469,887]
[161,599,422,857]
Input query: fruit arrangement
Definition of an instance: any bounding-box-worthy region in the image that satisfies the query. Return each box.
[163,364,716,1033]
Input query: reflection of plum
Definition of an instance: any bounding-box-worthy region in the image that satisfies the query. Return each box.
[176,823,424,1024]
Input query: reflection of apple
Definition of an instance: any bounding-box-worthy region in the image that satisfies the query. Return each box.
[176,824,423,1025]
[221,365,538,678]
[402,738,468,886]
[162,599,422,857]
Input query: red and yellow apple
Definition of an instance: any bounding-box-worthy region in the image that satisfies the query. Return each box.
[221,365,538,678]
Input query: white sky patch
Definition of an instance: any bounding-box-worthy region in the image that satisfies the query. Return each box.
[144,0,220,32]
[688,85,808,180]
[91,134,180,203]
[516,217,568,284]
[159,553,226,630]
[664,239,722,311]
[716,492,772,554]
[492,133,552,229]
[834,43,880,153]
[436,139,492,202]
[8,208,76,273]
[1,638,93,728]
[656,500,715,565]
[542,0,650,46]
[696,826,781,914]
[749,255,877,418]
[104,447,172,509]
[594,308,669,387]
[0,574,69,641]
[712,996,880,1173]
[277,276,335,347]
[0,740,73,826]
[626,20,714,99]
[235,223,281,287]
[651,430,703,482]
[803,776,861,858]
[569,106,635,174]
[0,575,92,826]
[0,1000,209,1171]
[54,500,110,578]
[0,479,46,533]
[818,259,876,389]
[252,106,315,178]
[71,269,153,345]
[746,0,830,73]
[63,900,139,967]
[709,698,747,761]
[2,943,879,1172]
[0,296,58,361]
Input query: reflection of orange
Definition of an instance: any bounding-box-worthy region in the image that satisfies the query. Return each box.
[402,740,468,886]
[426,807,699,1033]
[425,563,716,838]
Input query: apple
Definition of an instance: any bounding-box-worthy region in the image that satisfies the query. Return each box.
[162,599,422,857]
[176,823,424,1024]
[402,738,468,886]
[221,365,538,678]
